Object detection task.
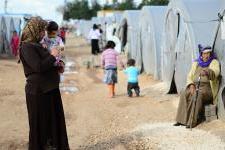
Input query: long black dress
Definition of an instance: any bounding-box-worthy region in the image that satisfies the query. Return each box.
[20,43,69,150]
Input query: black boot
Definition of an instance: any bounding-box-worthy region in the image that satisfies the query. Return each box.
[173,122,184,126]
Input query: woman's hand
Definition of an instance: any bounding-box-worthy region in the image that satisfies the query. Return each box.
[58,61,65,73]
[51,48,59,57]
[200,69,209,76]
[189,84,196,96]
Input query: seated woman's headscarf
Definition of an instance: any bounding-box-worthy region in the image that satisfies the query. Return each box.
[196,44,217,68]
[21,17,47,43]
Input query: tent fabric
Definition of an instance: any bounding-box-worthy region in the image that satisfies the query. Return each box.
[213,5,225,121]
[79,20,93,40]
[161,0,223,93]
[0,16,9,55]
[139,6,167,80]
[0,15,22,56]
[117,10,141,69]
[106,13,123,53]
[13,17,22,35]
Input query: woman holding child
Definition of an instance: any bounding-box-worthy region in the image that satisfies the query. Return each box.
[19,17,69,150]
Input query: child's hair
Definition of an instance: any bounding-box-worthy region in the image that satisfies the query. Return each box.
[127,59,135,66]
[105,41,116,49]
[47,21,59,32]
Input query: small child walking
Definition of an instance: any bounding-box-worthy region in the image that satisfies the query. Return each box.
[124,59,140,97]
[101,41,124,98]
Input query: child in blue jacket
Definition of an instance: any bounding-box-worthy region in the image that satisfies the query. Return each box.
[124,59,140,97]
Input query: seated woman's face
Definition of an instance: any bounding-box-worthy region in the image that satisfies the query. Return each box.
[202,52,211,62]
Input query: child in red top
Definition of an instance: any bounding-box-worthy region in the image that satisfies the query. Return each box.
[11,30,20,57]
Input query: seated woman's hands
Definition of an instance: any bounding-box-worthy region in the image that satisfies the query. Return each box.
[200,69,209,77]
[189,84,196,96]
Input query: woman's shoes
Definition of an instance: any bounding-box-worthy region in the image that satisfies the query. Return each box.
[173,122,193,129]
[173,122,181,126]
[186,125,190,128]
[173,122,185,126]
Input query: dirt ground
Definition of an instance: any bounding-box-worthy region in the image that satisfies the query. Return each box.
[0,35,225,150]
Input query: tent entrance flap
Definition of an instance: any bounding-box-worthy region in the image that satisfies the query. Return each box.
[218,84,225,121]
[177,13,180,37]
[222,88,225,113]
[168,68,178,94]
[121,20,127,52]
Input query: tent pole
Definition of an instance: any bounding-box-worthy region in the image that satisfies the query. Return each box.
[212,10,225,51]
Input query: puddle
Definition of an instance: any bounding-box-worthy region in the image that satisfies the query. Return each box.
[60,86,79,94]
[63,71,78,75]
[64,61,76,72]
[60,58,79,94]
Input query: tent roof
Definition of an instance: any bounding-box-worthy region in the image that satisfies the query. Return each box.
[139,6,167,79]
[167,0,223,49]
[120,10,140,28]
[161,0,223,93]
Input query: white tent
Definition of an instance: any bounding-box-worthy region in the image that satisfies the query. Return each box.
[213,6,225,121]
[139,6,167,80]
[0,15,22,56]
[161,0,223,93]
[117,10,141,68]
[12,17,21,35]
[106,13,123,53]
[7,18,16,54]
[0,16,9,55]
[79,20,93,40]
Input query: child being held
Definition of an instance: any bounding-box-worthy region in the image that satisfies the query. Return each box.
[124,59,140,97]
[40,21,64,72]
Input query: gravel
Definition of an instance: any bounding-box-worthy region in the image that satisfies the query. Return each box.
[132,122,225,150]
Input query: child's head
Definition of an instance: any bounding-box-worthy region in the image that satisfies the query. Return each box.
[127,59,135,67]
[13,30,17,36]
[47,21,59,38]
[105,41,116,49]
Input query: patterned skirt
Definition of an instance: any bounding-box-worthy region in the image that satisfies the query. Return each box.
[103,67,117,84]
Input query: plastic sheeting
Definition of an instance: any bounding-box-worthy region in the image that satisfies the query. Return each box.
[139,6,167,80]
[161,0,222,93]
[117,10,141,68]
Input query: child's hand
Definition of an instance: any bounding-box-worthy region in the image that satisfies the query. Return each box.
[51,48,59,57]
[60,46,64,51]
[42,44,47,49]
[121,64,125,69]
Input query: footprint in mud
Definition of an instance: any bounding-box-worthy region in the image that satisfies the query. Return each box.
[0,89,15,97]
[0,140,28,150]
[116,102,131,108]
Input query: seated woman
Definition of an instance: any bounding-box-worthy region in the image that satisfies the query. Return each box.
[174,45,220,128]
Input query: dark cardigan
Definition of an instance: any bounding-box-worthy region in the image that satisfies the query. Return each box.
[20,42,60,94]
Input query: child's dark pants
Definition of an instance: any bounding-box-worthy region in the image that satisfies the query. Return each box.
[127,82,140,97]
